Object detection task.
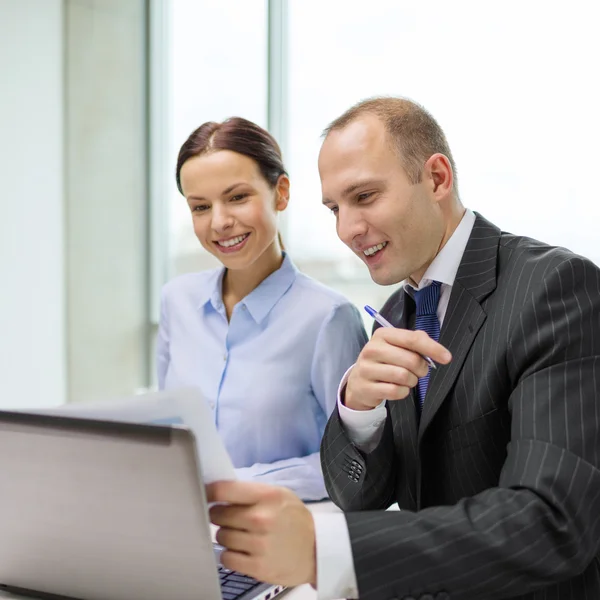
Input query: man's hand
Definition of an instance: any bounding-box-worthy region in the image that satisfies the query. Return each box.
[345,328,452,411]
[207,481,316,588]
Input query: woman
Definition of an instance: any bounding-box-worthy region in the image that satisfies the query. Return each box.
[157,117,367,501]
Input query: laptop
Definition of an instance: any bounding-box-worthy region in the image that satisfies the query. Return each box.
[0,410,287,600]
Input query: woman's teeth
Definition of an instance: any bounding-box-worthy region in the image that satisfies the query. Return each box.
[217,234,249,248]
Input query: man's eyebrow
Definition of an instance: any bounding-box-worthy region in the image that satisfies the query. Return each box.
[322,179,384,205]
[341,179,384,197]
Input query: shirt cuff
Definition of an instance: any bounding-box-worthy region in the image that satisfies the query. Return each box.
[337,366,387,452]
[313,512,358,600]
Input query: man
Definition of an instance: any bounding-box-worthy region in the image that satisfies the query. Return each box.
[208,98,600,600]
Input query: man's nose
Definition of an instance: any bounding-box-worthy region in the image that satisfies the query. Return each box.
[336,208,368,249]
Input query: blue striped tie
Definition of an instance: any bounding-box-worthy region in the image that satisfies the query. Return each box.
[414,281,441,410]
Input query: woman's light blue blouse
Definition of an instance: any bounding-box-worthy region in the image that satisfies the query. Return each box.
[157,254,367,500]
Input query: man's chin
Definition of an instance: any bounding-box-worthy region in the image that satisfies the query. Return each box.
[359,251,406,286]
[369,268,403,287]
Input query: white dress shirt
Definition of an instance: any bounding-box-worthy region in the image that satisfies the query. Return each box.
[314,208,476,600]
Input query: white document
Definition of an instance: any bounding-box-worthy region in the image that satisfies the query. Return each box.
[23,388,236,484]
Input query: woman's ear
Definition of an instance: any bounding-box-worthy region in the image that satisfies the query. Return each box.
[275,175,290,211]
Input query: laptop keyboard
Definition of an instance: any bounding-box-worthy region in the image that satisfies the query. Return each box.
[218,566,262,600]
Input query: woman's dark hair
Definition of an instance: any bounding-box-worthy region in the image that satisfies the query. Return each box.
[176,117,288,194]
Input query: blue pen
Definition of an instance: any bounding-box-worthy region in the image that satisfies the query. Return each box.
[364,305,437,370]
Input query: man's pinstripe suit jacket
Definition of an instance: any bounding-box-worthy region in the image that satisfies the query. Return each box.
[321,213,600,600]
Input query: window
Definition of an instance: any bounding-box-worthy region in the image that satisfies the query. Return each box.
[286,0,600,282]
[168,0,268,277]
[159,0,600,330]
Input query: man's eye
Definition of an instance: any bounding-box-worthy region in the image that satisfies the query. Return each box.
[357,192,373,201]
[329,206,338,215]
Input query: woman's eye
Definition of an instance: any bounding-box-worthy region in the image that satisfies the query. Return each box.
[357,192,373,202]
[231,193,248,202]
[192,205,209,212]
[328,206,338,215]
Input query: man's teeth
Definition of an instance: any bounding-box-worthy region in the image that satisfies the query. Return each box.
[363,242,387,256]
[218,234,248,248]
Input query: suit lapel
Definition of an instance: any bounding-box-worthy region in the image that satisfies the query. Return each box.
[378,287,419,425]
[418,214,501,441]
[378,288,420,492]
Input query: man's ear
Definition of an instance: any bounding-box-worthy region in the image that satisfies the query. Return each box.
[424,153,453,199]
[275,175,290,211]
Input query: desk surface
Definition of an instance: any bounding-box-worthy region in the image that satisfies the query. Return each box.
[0,502,341,600]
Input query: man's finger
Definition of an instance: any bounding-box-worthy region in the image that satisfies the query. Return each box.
[210,503,278,535]
[206,481,266,505]
[210,504,251,530]
[361,363,420,389]
[220,550,262,582]
[377,327,452,364]
[374,382,411,401]
[215,527,259,555]
[363,353,428,381]
[360,344,430,378]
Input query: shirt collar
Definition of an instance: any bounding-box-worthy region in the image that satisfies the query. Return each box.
[198,252,298,324]
[405,208,476,294]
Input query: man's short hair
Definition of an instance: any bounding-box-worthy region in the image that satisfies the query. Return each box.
[323,97,458,189]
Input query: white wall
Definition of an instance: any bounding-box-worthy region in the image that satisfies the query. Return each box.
[65,0,149,402]
[0,0,66,408]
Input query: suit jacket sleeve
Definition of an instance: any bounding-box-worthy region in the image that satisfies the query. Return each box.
[321,402,398,510]
[337,256,600,600]
[320,295,401,511]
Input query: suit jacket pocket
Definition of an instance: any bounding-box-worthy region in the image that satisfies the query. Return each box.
[441,407,511,454]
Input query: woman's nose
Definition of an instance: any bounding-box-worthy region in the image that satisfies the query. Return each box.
[211,205,234,233]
